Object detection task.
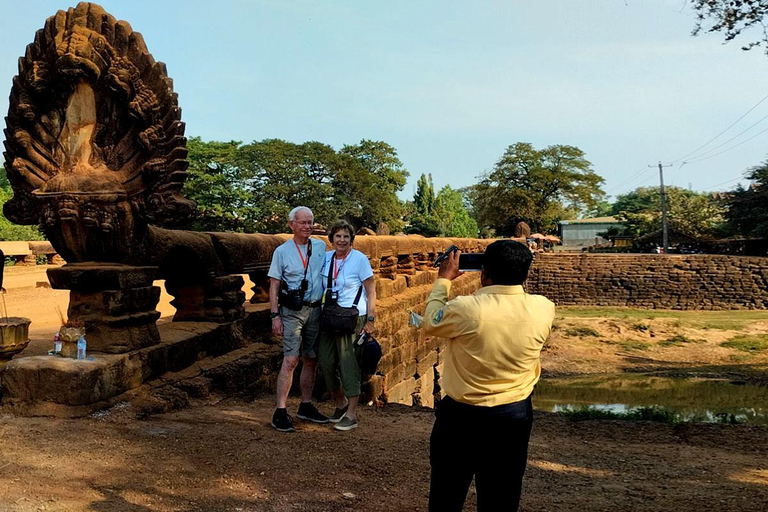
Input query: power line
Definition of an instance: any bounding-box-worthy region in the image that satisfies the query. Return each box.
[681,111,768,162]
[605,165,656,195]
[684,123,768,164]
[702,176,746,191]
[669,90,768,164]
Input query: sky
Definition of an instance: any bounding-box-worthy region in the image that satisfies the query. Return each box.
[2,0,768,204]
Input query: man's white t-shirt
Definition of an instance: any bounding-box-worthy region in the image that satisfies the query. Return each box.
[321,249,374,315]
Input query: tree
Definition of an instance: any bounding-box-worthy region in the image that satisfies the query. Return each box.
[691,0,768,54]
[434,186,478,238]
[406,173,440,236]
[721,162,768,238]
[338,140,408,232]
[611,186,726,238]
[183,137,408,234]
[469,142,605,235]
[0,167,45,241]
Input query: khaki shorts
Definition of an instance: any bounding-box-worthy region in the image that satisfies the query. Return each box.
[280,305,321,358]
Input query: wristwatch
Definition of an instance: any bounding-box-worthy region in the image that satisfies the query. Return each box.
[367,315,375,323]
[270,312,280,319]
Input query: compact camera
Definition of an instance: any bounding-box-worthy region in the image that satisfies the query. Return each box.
[279,279,309,311]
[433,245,484,272]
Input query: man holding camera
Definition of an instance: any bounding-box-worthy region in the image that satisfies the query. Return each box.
[268,206,329,432]
[424,240,555,511]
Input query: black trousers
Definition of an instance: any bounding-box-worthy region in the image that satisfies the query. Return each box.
[429,395,533,512]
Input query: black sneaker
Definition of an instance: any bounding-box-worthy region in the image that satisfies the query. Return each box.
[296,402,330,424]
[271,408,295,432]
[328,403,349,424]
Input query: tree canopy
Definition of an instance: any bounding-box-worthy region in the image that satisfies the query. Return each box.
[468,142,605,236]
[691,0,768,54]
[721,162,768,238]
[611,186,726,238]
[184,137,408,234]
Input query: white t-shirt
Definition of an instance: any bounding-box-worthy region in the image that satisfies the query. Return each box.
[321,249,374,315]
[267,238,326,302]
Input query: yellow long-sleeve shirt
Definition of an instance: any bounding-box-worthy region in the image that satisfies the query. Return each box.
[424,278,556,406]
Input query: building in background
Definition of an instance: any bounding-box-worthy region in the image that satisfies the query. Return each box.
[559,216,623,249]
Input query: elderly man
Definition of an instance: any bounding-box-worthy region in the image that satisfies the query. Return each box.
[268,206,329,432]
[424,240,555,511]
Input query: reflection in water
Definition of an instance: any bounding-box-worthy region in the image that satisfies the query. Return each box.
[533,374,768,425]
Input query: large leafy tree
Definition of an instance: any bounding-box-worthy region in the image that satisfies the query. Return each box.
[721,162,768,238]
[469,142,605,235]
[406,173,440,236]
[183,137,407,234]
[434,186,478,238]
[611,186,726,238]
[338,140,408,232]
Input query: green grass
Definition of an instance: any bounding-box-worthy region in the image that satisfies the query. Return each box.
[720,335,768,353]
[564,326,600,337]
[558,307,768,330]
[659,335,704,347]
[560,406,680,424]
[631,322,650,332]
[619,340,651,351]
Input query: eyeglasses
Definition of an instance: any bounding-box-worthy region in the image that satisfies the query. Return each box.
[292,220,313,226]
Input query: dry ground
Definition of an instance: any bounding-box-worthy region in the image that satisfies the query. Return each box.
[0,396,767,512]
[1,266,767,511]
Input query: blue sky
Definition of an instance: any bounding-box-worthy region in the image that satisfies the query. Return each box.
[3,0,768,204]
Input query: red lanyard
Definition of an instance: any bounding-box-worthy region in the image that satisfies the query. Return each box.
[333,253,349,282]
[294,241,308,269]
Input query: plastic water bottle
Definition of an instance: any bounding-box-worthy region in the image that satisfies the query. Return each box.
[53,333,62,355]
[76,335,86,360]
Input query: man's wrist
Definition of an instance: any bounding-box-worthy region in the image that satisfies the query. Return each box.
[270,311,280,319]
[366,315,375,323]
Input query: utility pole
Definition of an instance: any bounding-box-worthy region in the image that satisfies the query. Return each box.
[648,161,672,254]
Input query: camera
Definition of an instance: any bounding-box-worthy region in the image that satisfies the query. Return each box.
[279,279,308,311]
[458,253,484,272]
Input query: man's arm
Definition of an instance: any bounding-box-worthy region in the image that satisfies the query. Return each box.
[423,250,475,339]
[269,277,283,336]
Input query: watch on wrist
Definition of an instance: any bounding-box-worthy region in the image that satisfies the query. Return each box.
[270,312,280,319]
[367,315,375,323]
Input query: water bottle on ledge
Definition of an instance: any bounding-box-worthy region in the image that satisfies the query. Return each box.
[76,335,86,360]
[53,333,62,355]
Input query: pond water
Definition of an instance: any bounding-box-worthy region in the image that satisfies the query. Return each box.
[533,374,768,425]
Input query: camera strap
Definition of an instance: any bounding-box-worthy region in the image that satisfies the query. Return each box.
[282,239,313,296]
[325,252,362,307]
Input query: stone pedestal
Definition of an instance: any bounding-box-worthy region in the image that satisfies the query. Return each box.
[47,264,161,354]
[248,269,270,303]
[167,275,245,323]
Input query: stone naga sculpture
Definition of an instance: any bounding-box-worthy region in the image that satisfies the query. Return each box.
[3,2,195,264]
[2,3,284,351]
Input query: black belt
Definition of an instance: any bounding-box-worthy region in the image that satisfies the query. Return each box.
[303,300,322,308]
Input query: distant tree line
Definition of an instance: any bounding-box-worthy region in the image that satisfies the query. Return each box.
[1,137,767,243]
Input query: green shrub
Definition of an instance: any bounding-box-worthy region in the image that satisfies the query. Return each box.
[619,341,651,351]
[659,335,703,347]
[721,335,768,353]
[560,406,680,425]
[564,326,600,337]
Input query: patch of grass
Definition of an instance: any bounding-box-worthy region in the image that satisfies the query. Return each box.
[619,340,651,351]
[659,334,703,347]
[729,353,753,363]
[558,307,768,330]
[560,406,679,424]
[720,335,768,353]
[631,322,650,332]
[564,325,600,337]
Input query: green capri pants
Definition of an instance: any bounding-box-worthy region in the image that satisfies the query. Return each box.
[318,316,366,397]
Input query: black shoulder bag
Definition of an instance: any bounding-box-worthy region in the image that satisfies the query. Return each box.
[321,253,363,334]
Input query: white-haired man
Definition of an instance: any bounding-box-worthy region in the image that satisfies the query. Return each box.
[268,206,329,431]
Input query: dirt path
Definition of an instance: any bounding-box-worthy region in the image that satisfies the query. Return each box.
[0,396,766,511]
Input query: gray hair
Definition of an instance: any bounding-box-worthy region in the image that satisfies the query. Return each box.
[288,206,314,222]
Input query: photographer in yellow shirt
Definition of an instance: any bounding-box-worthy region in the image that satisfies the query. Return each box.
[424,240,555,512]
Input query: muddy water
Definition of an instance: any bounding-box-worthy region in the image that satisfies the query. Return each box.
[533,374,768,425]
